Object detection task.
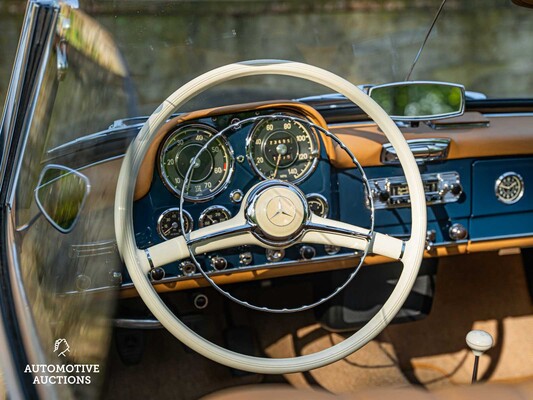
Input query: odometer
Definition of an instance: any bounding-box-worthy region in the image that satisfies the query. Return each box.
[159,124,234,202]
[247,116,319,183]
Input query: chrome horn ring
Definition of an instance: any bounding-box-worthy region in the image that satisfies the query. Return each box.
[178,114,375,313]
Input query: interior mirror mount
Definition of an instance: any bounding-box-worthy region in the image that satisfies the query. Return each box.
[35,164,91,234]
[368,81,465,123]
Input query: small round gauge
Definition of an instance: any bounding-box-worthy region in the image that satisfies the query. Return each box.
[306,193,329,217]
[157,208,193,240]
[198,206,232,228]
[159,124,234,202]
[247,116,319,183]
[495,172,524,205]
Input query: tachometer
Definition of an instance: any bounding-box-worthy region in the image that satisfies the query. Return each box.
[159,124,234,202]
[247,116,319,183]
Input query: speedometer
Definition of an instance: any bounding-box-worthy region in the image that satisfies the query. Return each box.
[246,116,319,183]
[159,124,234,202]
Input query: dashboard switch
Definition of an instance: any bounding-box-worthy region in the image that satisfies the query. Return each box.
[149,268,165,281]
[450,183,463,196]
[266,248,284,262]
[211,256,228,271]
[300,245,316,260]
[180,261,196,276]
[449,223,468,240]
[239,252,253,266]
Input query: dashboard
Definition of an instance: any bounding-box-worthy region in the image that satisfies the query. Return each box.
[130,102,359,292]
[109,101,533,297]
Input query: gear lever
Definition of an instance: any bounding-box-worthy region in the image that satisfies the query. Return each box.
[466,330,493,383]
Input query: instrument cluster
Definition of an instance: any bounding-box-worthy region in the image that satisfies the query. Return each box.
[158,115,320,204]
[134,109,338,281]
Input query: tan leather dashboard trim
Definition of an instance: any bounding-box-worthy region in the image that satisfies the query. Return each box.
[119,236,532,298]
[329,113,533,168]
[134,101,332,200]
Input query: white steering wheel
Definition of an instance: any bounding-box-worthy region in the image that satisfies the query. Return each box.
[115,60,426,374]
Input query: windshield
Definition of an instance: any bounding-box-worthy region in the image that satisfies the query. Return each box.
[2,1,532,148]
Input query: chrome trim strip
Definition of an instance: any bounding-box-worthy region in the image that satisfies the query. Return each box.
[0,5,37,194]
[114,318,163,330]
[1,3,60,399]
[469,232,533,243]
[484,112,533,118]
[145,249,155,270]
[399,240,406,260]
[60,252,363,296]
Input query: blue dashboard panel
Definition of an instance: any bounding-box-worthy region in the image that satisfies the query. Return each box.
[131,109,340,284]
[337,159,472,244]
[470,157,533,239]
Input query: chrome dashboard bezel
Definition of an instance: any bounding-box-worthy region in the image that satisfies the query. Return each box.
[245,114,321,185]
[158,123,235,203]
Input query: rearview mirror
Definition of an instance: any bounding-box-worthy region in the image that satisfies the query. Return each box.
[35,165,91,233]
[368,81,465,121]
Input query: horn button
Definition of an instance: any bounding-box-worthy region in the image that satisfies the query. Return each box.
[246,183,308,242]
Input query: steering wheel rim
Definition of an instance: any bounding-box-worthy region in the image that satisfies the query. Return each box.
[114,59,427,374]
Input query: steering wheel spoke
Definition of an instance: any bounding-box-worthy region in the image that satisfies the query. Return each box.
[302,214,405,260]
[142,214,258,271]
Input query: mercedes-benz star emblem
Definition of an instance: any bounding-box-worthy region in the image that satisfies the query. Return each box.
[266,196,296,227]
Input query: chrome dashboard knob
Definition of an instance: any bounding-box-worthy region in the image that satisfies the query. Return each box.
[450,183,463,196]
[449,223,468,240]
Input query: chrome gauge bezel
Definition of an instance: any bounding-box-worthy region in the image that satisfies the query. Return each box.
[495,172,524,205]
[157,208,193,241]
[158,123,235,203]
[306,193,329,218]
[198,205,232,228]
[245,114,320,185]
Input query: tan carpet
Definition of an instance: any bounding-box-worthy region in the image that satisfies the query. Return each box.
[385,252,533,388]
[257,252,533,392]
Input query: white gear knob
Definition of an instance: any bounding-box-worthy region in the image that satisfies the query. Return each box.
[466,330,493,356]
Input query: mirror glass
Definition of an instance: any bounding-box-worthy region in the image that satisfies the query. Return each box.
[35,165,90,233]
[368,82,465,121]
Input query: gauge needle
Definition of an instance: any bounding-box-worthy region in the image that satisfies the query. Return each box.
[163,222,179,236]
[271,154,282,179]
